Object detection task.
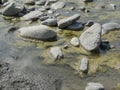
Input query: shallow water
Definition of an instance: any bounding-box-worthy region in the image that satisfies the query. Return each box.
[0,0,120,90]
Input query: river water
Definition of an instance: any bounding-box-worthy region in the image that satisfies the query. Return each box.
[0,0,120,90]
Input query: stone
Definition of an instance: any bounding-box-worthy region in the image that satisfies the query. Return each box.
[45,0,57,6]
[18,25,57,41]
[102,22,120,35]
[41,18,57,26]
[79,23,102,51]
[79,57,88,72]
[85,82,105,90]
[21,10,45,21]
[23,0,35,5]
[83,0,93,2]
[39,16,49,21]
[85,20,94,27]
[58,14,80,29]
[70,37,80,47]
[35,0,46,5]
[66,22,83,30]
[2,1,24,16]
[50,46,63,60]
[108,4,116,10]
[1,0,8,4]
[50,1,65,10]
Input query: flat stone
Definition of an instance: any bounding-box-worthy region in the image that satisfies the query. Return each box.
[58,14,80,29]
[102,22,120,35]
[18,25,57,41]
[23,0,35,5]
[50,1,65,10]
[50,46,63,60]
[21,10,45,21]
[70,37,80,47]
[79,23,102,51]
[41,18,57,26]
[85,82,105,90]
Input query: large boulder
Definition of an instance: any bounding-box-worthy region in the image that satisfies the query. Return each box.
[85,82,105,90]
[79,23,102,51]
[58,14,80,29]
[2,0,24,16]
[18,25,57,41]
[102,22,120,35]
[50,46,63,60]
[21,10,45,21]
[50,1,65,10]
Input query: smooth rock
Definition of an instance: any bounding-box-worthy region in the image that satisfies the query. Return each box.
[50,46,63,60]
[41,18,57,26]
[85,82,105,90]
[79,23,102,51]
[102,22,120,35]
[35,0,46,5]
[45,0,57,6]
[21,10,45,21]
[2,1,24,16]
[39,16,49,21]
[1,0,8,4]
[51,1,65,10]
[18,25,57,41]
[66,22,83,30]
[70,37,79,47]
[79,57,88,72]
[23,0,35,5]
[58,14,80,29]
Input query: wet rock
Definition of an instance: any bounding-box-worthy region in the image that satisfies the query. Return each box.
[2,1,24,16]
[41,18,57,26]
[21,10,45,21]
[85,20,94,27]
[85,82,105,90]
[39,16,49,21]
[50,1,66,10]
[70,37,80,47]
[50,46,63,60]
[83,0,93,2]
[66,22,83,30]
[23,0,35,5]
[79,57,88,72]
[58,14,80,29]
[79,23,102,51]
[18,25,57,41]
[102,22,120,35]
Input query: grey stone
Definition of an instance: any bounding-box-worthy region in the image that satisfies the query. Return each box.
[50,1,65,10]
[66,22,83,30]
[58,14,80,29]
[18,25,57,41]
[23,0,35,5]
[70,37,79,47]
[2,1,24,16]
[35,0,46,5]
[102,22,120,35]
[86,20,94,27]
[39,16,49,21]
[1,0,8,4]
[85,82,105,90]
[79,23,102,51]
[79,57,88,72]
[41,18,57,26]
[21,10,45,21]
[45,0,57,6]
[50,46,63,60]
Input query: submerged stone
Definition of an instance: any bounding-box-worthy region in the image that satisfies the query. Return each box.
[102,22,120,35]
